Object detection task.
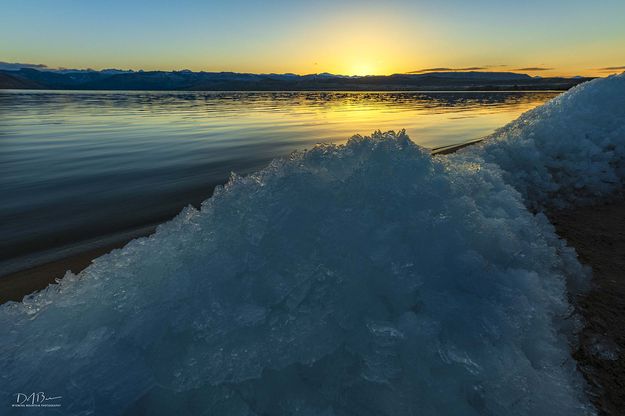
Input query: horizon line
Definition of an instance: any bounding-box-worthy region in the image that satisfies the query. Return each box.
[0,64,605,79]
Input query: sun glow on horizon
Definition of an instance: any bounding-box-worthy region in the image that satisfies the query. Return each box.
[347,62,378,76]
[1,0,624,78]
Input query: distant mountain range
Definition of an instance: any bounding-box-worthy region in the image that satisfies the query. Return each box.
[0,68,591,91]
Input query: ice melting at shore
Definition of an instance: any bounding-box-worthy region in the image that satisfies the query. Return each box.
[456,73,625,209]
[6,72,625,415]
[0,131,592,415]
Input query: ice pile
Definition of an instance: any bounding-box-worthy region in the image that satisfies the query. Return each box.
[0,130,593,415]
[456,73,625,209]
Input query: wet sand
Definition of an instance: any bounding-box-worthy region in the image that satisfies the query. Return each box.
[0,240,134,304]
[548,195,625,416]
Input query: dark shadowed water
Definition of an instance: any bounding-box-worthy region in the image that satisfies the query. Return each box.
[0,90,559,274]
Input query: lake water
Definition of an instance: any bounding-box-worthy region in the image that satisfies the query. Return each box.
[0,90,559,274]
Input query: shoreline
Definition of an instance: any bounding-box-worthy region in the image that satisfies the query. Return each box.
[0,140,478,304]
[548,195,625,416]
[0,240,132,304]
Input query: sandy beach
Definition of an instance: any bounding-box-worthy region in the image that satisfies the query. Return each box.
[0,240,135,304]
[548,194,625,416]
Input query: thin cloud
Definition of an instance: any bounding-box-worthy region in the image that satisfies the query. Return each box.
[0,62,108,73]
[515,67,553,71]
[0,61,49,71]
[407,64,510,74]
[597,66,625,71]
[408,66,487,74]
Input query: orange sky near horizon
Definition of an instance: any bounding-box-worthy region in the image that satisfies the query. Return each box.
[1,0,624,78]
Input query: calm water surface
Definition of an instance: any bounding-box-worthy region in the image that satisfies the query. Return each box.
[0,90,559,274]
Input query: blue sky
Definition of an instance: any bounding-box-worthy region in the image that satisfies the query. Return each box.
[1,0,624,76]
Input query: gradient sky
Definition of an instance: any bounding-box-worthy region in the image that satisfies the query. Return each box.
[2,0,624,77]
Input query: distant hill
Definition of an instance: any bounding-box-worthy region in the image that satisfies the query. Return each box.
[0,68,591,91]
[0,72,41,89]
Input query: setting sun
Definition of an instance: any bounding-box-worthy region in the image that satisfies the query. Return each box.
[349,62,377,76]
